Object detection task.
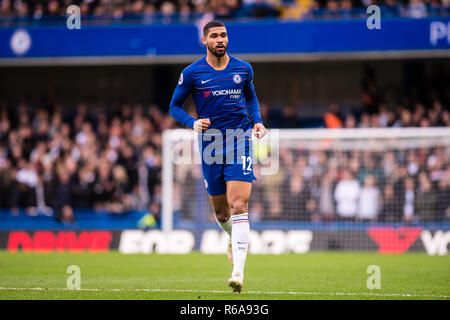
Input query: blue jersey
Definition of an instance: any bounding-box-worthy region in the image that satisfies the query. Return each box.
[169,55,262,195]
[169,55,263,132]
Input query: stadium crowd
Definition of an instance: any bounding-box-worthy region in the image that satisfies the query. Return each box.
[1,93,448,223]
[0,0,448,23]
[250,92,450,223]
[249,142,450,223]
[306,0,449,19]
[0,101,172,222]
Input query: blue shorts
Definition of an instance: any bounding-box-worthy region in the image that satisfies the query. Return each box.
[199,130,256,196]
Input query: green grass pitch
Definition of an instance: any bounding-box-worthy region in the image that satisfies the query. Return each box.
[0,252,448,300]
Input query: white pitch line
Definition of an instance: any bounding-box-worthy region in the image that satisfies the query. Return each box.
[0,287,449,299]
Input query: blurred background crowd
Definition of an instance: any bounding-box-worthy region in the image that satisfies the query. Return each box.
[1,89,448,223]
[246,145,450,223]
[0,101,172,222]
[0,0,448,23]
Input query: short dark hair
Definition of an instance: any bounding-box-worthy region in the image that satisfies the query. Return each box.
[203,21,226,37]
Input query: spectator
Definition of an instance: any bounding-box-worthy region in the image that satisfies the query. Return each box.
[307,199,321,221]
[407,0,428,18]
[394,108,413,127]
[340,0,354,18]
[436,178,450,221]
[282,173,310,220]
[267,191,282,219]
[361,66,382,115]
[357,175,380,222]
[47,0,60,15]
[334,169,360,221]
[427,0,446,16]
[324,103,344,128]
[382,0,401,17]
[344,113,357,128]
[92,162,116,211]
[246,0,280,18]
[160,1,176,22]
[325,0,340,17]
[72,166,94,208]
[415,172,437,222]
[357,155,383,185]
[358,112,371,128]
[52,170,74,222]
[319,172,335,221]
[403,177,415,222]
[379,183,403,222]
[10,160,37,215]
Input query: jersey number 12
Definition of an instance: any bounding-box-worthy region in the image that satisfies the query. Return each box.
[242,156,252,171]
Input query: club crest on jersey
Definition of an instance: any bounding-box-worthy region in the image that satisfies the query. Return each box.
[233,74,242,84]
[178,73,183,85]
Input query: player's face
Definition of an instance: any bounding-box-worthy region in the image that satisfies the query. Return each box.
[203,27,228,58]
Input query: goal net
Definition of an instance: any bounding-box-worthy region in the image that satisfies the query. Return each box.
[162,127,450,254]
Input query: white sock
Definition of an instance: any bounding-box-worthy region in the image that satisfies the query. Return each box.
[214,214,232,236]
[231,213,250,279]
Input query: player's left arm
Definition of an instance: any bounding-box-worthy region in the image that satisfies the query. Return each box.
[244,64,266,139]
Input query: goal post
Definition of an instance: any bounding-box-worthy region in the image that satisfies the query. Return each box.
[162,127,450,254]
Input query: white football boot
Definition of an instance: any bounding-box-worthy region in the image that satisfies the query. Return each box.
[227,271,243,293]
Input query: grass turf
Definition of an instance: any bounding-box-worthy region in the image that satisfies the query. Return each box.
[0,251,448,300]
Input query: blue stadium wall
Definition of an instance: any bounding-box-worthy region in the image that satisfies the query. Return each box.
[0,17,449,62]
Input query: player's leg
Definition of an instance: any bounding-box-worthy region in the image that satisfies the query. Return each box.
[200,152,235,264]
[201,153,229,230]
[208,193,231,234]
[208,193,234,265]
[226,180,252,293]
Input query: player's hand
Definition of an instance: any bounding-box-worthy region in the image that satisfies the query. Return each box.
[193,118,211,132]
[253,122,266,139]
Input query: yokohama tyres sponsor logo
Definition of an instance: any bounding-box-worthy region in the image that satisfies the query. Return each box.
[212,89,241,97]
[202,89,242,99]
[6,231,113,252]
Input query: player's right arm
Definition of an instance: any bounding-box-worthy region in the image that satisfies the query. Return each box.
[169,68,210,132]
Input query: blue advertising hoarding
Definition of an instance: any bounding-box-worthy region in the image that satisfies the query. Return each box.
[0,18,449,62]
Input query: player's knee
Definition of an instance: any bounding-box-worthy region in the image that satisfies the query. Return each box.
[229,199,248,215]
[215,208,230,223]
